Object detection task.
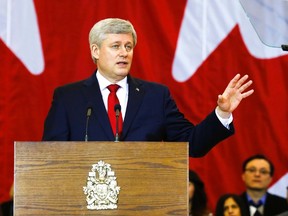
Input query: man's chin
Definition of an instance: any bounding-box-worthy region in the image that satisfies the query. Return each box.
[248,186,266,191]
[116,69,130,76]
[120,71,129,76]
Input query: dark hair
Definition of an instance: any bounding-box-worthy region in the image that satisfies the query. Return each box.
[189,170,208,216]
[215,194,249,216]
[242,154,274,176]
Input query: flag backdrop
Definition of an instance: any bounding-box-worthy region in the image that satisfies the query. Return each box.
[0,0,287,212]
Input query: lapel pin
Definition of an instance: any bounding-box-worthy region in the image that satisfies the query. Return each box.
[136,88,139,92]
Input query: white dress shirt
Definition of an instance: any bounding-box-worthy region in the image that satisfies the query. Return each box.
[96,72,128,120]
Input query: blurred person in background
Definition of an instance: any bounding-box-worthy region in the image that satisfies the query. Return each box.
[240,154,288,216]
[0,184,13,216]
[189,170,212,216]
[215,193,249,216]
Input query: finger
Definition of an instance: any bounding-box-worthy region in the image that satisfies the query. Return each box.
[228,74,241,88]
[239,80,253,93]
[217,94,224,103]
[241,89,254,98]
[235,74,249,89]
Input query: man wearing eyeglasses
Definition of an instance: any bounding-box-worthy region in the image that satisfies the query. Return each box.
[240,154,288,216]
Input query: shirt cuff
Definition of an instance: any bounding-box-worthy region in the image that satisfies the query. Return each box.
[215,108,233,129]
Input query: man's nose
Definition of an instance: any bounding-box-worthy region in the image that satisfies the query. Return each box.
[119,46,128,56]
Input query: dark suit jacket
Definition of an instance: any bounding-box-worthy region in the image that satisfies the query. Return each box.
[240,192,288,216]
[42,72,234,157]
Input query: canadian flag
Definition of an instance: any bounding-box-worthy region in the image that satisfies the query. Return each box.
[0,0,287,211]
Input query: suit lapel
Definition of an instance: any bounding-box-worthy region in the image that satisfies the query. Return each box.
[80,73,145,141]
[121,76,145,140]
[82,72,114,140]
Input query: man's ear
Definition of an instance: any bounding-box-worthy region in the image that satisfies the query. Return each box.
[91,44,100,60]
[241,173,246,182]
[267,176,273,185]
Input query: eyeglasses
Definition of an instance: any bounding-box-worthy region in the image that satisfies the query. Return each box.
[245,167,270,175]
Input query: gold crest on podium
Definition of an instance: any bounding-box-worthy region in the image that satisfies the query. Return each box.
[83,160,120,210]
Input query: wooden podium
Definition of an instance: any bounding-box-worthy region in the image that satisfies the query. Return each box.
[14,141,188,215]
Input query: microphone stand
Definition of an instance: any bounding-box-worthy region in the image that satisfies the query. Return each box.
[85,107,92,142]
[114,104,121,142]
[115,109,120,142]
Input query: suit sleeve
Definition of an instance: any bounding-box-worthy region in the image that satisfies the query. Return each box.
[42,88,70,141]
[163,87,234,157]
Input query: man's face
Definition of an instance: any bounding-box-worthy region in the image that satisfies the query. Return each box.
[91,33,134,83]
[242,159,272,191]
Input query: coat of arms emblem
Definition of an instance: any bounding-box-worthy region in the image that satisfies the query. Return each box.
[83,160,120,210]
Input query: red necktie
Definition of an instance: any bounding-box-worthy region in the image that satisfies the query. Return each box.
[107,84,123,136]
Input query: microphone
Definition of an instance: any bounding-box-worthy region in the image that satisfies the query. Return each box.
[85,107,93,142]
[114,104,121,142]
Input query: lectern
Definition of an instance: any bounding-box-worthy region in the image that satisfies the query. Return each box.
[14,141,188,215]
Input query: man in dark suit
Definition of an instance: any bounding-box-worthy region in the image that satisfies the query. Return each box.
[240,154,288,216]
[42,18,254,157]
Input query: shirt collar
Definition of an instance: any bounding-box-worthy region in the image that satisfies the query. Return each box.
[246,193,267,206]
[96,70,127,91]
